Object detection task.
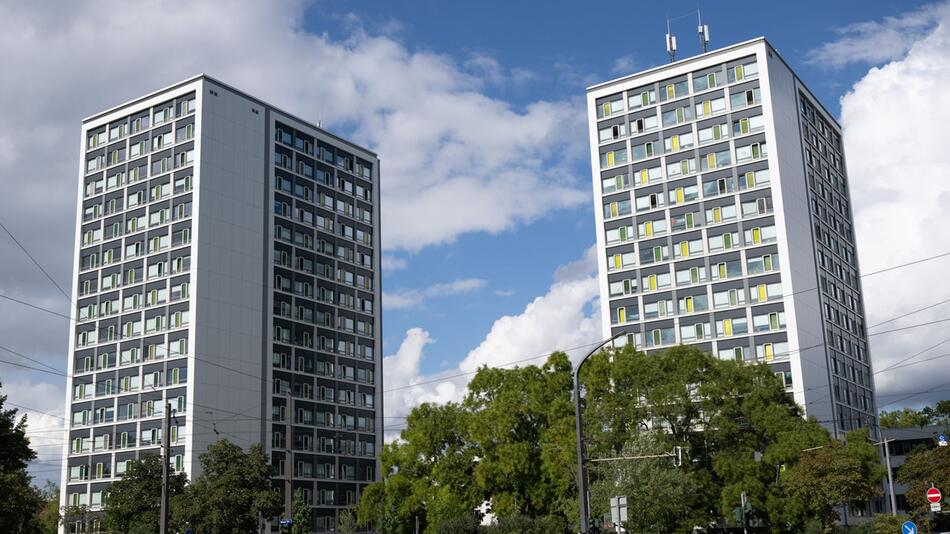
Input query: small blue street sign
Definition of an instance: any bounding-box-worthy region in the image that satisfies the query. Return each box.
[902,520,917,534]
[938,434,948,446]
[280,519,293,526]
[185,530,192,534]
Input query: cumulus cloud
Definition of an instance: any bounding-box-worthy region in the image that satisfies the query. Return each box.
[384,278,487,310]
[806,2,950,68]
[834,3,950,407]
[609,54,638,75]
[383,248,600,435]
[0,0,590,469]
[381,255,408,272]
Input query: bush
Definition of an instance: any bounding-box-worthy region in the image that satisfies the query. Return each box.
[485,515,568,534]
[436,515,481,534]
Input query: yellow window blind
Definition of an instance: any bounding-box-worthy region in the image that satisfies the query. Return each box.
[764,343,774,361]
[703,100,712,116]
[707,153,716,169]
[752,227,761,244]
[745,171,756,187]
[644,220,653,237]
[723,319,733,336]
[648,274,657,290]
[757,284,767,302]
[685,297,694,312]
[680,241,689,257]
[606,151,615,166]
[618,307,626,323]
[671,135,680,151]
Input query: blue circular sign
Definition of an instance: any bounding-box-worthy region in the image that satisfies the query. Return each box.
[902,520,917,534]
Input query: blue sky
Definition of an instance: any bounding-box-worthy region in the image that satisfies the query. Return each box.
[3,0,950,480]
[306,0,926,376]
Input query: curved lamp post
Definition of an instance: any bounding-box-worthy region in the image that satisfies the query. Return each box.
[575,333,625,533]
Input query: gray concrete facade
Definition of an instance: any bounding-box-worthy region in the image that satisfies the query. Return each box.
[586,38,875,437]
[61,75,382,533]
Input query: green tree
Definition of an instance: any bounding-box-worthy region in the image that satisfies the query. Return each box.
[356,401,480,533]
[290,488,311,534]
[589,431,697,533]
[60,505,93,534]
[922,399,950,428]
[782,429,883,533]
[464,352,577,522]
[358,345,884,533]
[338,508,357,534]
[870,514,909,534]
[897,440,950,520]
[581,345,831,532]
[0,382,42,533]
[34,481,60,534]
[172,439,281,533]
[103,454,186,533]
[879,408,931,429]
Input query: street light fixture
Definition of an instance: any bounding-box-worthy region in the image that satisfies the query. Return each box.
[575,333,625,533]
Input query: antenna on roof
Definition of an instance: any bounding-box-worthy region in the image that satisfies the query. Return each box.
[665,18,677,63]
[697,10,710,53]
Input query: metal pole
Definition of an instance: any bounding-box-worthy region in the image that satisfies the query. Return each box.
[883,438,897,515]
[575,367,590,533]
[575,334,624,533]
[284,393,294,521]
[160,401,171,534]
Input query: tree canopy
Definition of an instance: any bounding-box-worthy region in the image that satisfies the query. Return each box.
[879,400,950,429]
[103,453,186,533]
[357,345,883,533]
[897,440,950,529]
[171,439,282,533]
[0,381,45,533]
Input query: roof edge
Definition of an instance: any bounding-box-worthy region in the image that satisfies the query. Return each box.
[81,74,378,158]
[586,36,768,93]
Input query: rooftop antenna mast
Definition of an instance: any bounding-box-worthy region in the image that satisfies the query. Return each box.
[697,10,710,53]
[665,18,677,63]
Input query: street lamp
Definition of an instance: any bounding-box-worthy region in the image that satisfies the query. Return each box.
[575,333,625,533]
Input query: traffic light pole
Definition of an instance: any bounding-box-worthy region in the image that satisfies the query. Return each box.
[575,335,624,533]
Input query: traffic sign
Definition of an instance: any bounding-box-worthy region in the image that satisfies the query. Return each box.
[931,502,941,512]
[902,520,917,534]
[939,434,948,447]
[927,487,942,504]
[280,519,293,526]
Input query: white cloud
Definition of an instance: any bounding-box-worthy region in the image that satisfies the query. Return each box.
[553,244,599,283]
[494,289,515,297]
[381,255,408,272]
[384,278,487,310]
[383,248,600,435]
[838,4,950,407]
[610,54,637,75]
[0,2,590,298]
[806,2,950,68]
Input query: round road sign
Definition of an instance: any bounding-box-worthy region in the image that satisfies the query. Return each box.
[927,487,942,504]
